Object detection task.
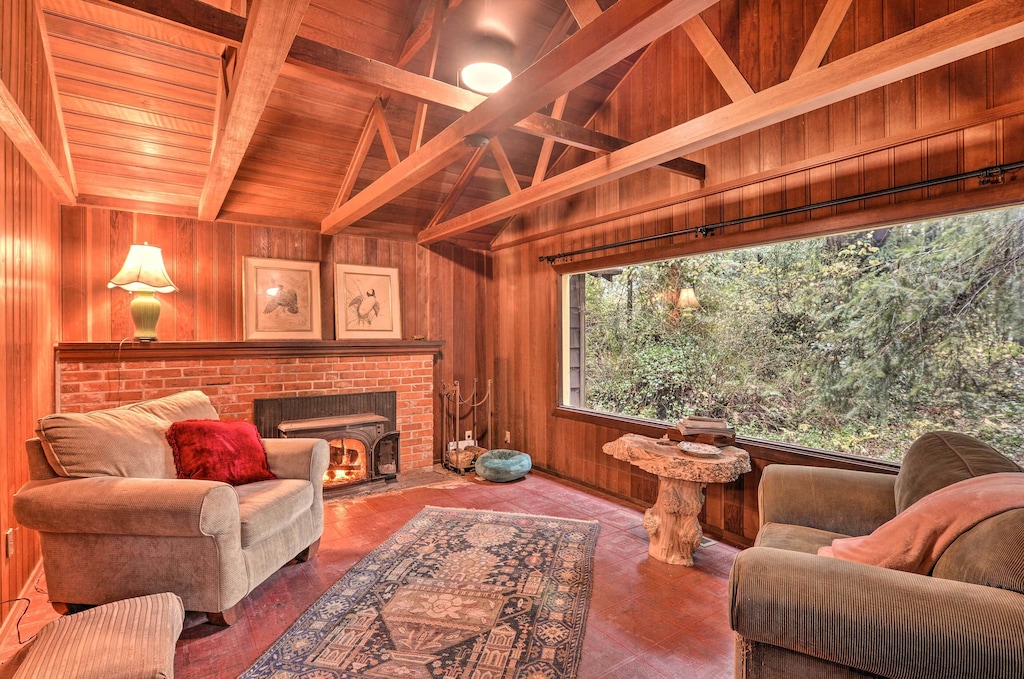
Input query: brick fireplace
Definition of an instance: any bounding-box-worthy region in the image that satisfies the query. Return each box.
[54,341,442,472]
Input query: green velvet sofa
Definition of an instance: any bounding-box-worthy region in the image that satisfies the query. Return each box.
[730,432,1024,679]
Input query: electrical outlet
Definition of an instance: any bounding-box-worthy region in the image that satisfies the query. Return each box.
[504,430,511,444]
[5,529,13,558]
[465,430,473,440]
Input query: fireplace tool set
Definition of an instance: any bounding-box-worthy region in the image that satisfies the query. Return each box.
[441,378,493,474]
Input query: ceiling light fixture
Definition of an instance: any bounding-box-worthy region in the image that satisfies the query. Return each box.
[461,35,513,95]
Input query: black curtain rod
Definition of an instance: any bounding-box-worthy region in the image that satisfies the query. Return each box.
[539,160,1024,264]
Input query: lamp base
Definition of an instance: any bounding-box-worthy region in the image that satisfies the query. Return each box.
[130,291,162,342]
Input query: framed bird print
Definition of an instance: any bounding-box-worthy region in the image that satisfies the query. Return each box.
[335,264,402,340]
[243,257,322,340]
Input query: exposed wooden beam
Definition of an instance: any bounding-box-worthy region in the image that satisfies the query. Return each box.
[409,0,447,155]
[536,8,577,60]
[565,0,603,27]
[791,0,855,78]
[372,98,402,169]
[0,81,76,203]
[682,16,754,101]
[418,0,1024,244]
[33,0,78,197]
[495,97,1024,250]
[489,138,522,194]
[396,0,464,69]
[533,95,569,186]
[333,99,386,210]
[427,146,489,229]
[321,0,719,234]
[198,0,310,221]
[89,0,705,181]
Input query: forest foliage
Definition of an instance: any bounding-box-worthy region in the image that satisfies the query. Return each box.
[580,207,1024,464]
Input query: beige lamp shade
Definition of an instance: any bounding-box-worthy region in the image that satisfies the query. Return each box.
[108,243,177,341]
[107,243,177,293]
[678,287,700,310]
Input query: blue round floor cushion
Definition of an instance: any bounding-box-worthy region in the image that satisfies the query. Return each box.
[476,449,532,482]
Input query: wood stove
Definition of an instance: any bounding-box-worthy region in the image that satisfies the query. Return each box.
[254,392,401,493]
[278,413,399,492]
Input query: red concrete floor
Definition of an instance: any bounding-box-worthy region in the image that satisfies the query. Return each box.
[0,470,738,679]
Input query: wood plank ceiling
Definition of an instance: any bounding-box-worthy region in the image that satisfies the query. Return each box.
[27,0,1024,249]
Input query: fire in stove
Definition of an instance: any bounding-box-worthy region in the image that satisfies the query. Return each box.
[325,438,368,485]
[277,412,399,492]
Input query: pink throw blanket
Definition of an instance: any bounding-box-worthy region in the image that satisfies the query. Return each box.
[818,472,1024,574]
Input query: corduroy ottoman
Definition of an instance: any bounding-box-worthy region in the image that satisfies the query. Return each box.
[6,592,183,679]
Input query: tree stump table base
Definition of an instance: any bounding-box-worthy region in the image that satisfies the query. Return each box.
[603,434,751,566]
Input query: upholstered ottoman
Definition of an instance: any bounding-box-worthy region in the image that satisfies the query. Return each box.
[7,592,183,679]
[475,449,531,482]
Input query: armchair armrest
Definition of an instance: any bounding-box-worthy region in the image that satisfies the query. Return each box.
[759,465,896,536]
[730,547,1024,679]
[13,477,239,538]
[264,438,329,483]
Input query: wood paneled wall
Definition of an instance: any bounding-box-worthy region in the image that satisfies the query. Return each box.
[1,0,63,632]
[489,1,1024,545]
[59,207,492,459]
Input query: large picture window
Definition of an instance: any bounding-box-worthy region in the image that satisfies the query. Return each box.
[562,206,1024,465]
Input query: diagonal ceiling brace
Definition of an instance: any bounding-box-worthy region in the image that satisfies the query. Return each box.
[417,0,1024,244]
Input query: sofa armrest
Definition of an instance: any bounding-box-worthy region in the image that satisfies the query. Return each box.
[730,547,1024,679]
[264,438,330,483]
[759,465,897,536]
[13,477,239,538]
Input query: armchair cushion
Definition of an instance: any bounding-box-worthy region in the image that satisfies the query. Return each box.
[894,431,1019,512]
[236,479,313,547]
[167,419,276,486]
[36,390,219,480]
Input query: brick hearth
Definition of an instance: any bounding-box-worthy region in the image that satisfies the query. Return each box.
[55,343,440,471]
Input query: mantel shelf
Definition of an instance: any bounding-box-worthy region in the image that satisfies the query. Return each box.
[55,340,445,362]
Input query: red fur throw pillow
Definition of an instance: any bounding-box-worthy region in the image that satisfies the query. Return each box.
[167,420,277,485]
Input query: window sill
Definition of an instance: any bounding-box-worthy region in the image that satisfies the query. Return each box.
[553,406,901,474]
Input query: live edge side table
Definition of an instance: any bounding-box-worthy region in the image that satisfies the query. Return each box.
[603,433,751,566]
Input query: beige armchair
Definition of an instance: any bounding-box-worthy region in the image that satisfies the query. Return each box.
[13,391,329,625]
[730,432,1024,679]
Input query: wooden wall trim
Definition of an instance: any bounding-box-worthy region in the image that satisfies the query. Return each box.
[55,340,445,362]
[553,406,900,474]
[550,174,1024,272]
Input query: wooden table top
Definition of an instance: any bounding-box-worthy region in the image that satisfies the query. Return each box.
[602,433,751,483]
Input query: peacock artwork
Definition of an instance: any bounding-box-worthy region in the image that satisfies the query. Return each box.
[336,264,402,339]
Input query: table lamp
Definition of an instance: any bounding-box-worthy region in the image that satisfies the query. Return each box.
[108,243,177,342]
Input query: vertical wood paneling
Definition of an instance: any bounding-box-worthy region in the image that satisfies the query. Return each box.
[59,207,492,464]
[0,0,62,632]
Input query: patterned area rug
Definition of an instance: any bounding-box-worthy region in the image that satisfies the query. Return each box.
[240,507,600,679]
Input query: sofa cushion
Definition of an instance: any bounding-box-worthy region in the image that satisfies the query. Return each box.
[167,420,276,486]
[932,508,1024,595]
[894,432,1020,513]
[126,390,218,423]
[755,523,849,554]
[11,592,183,679]
[37,409,174,479]
[36,391,220,480]
[235,479,313,547]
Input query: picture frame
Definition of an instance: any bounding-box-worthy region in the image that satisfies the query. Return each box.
[243,257,322,340]
[335,264,402,340]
